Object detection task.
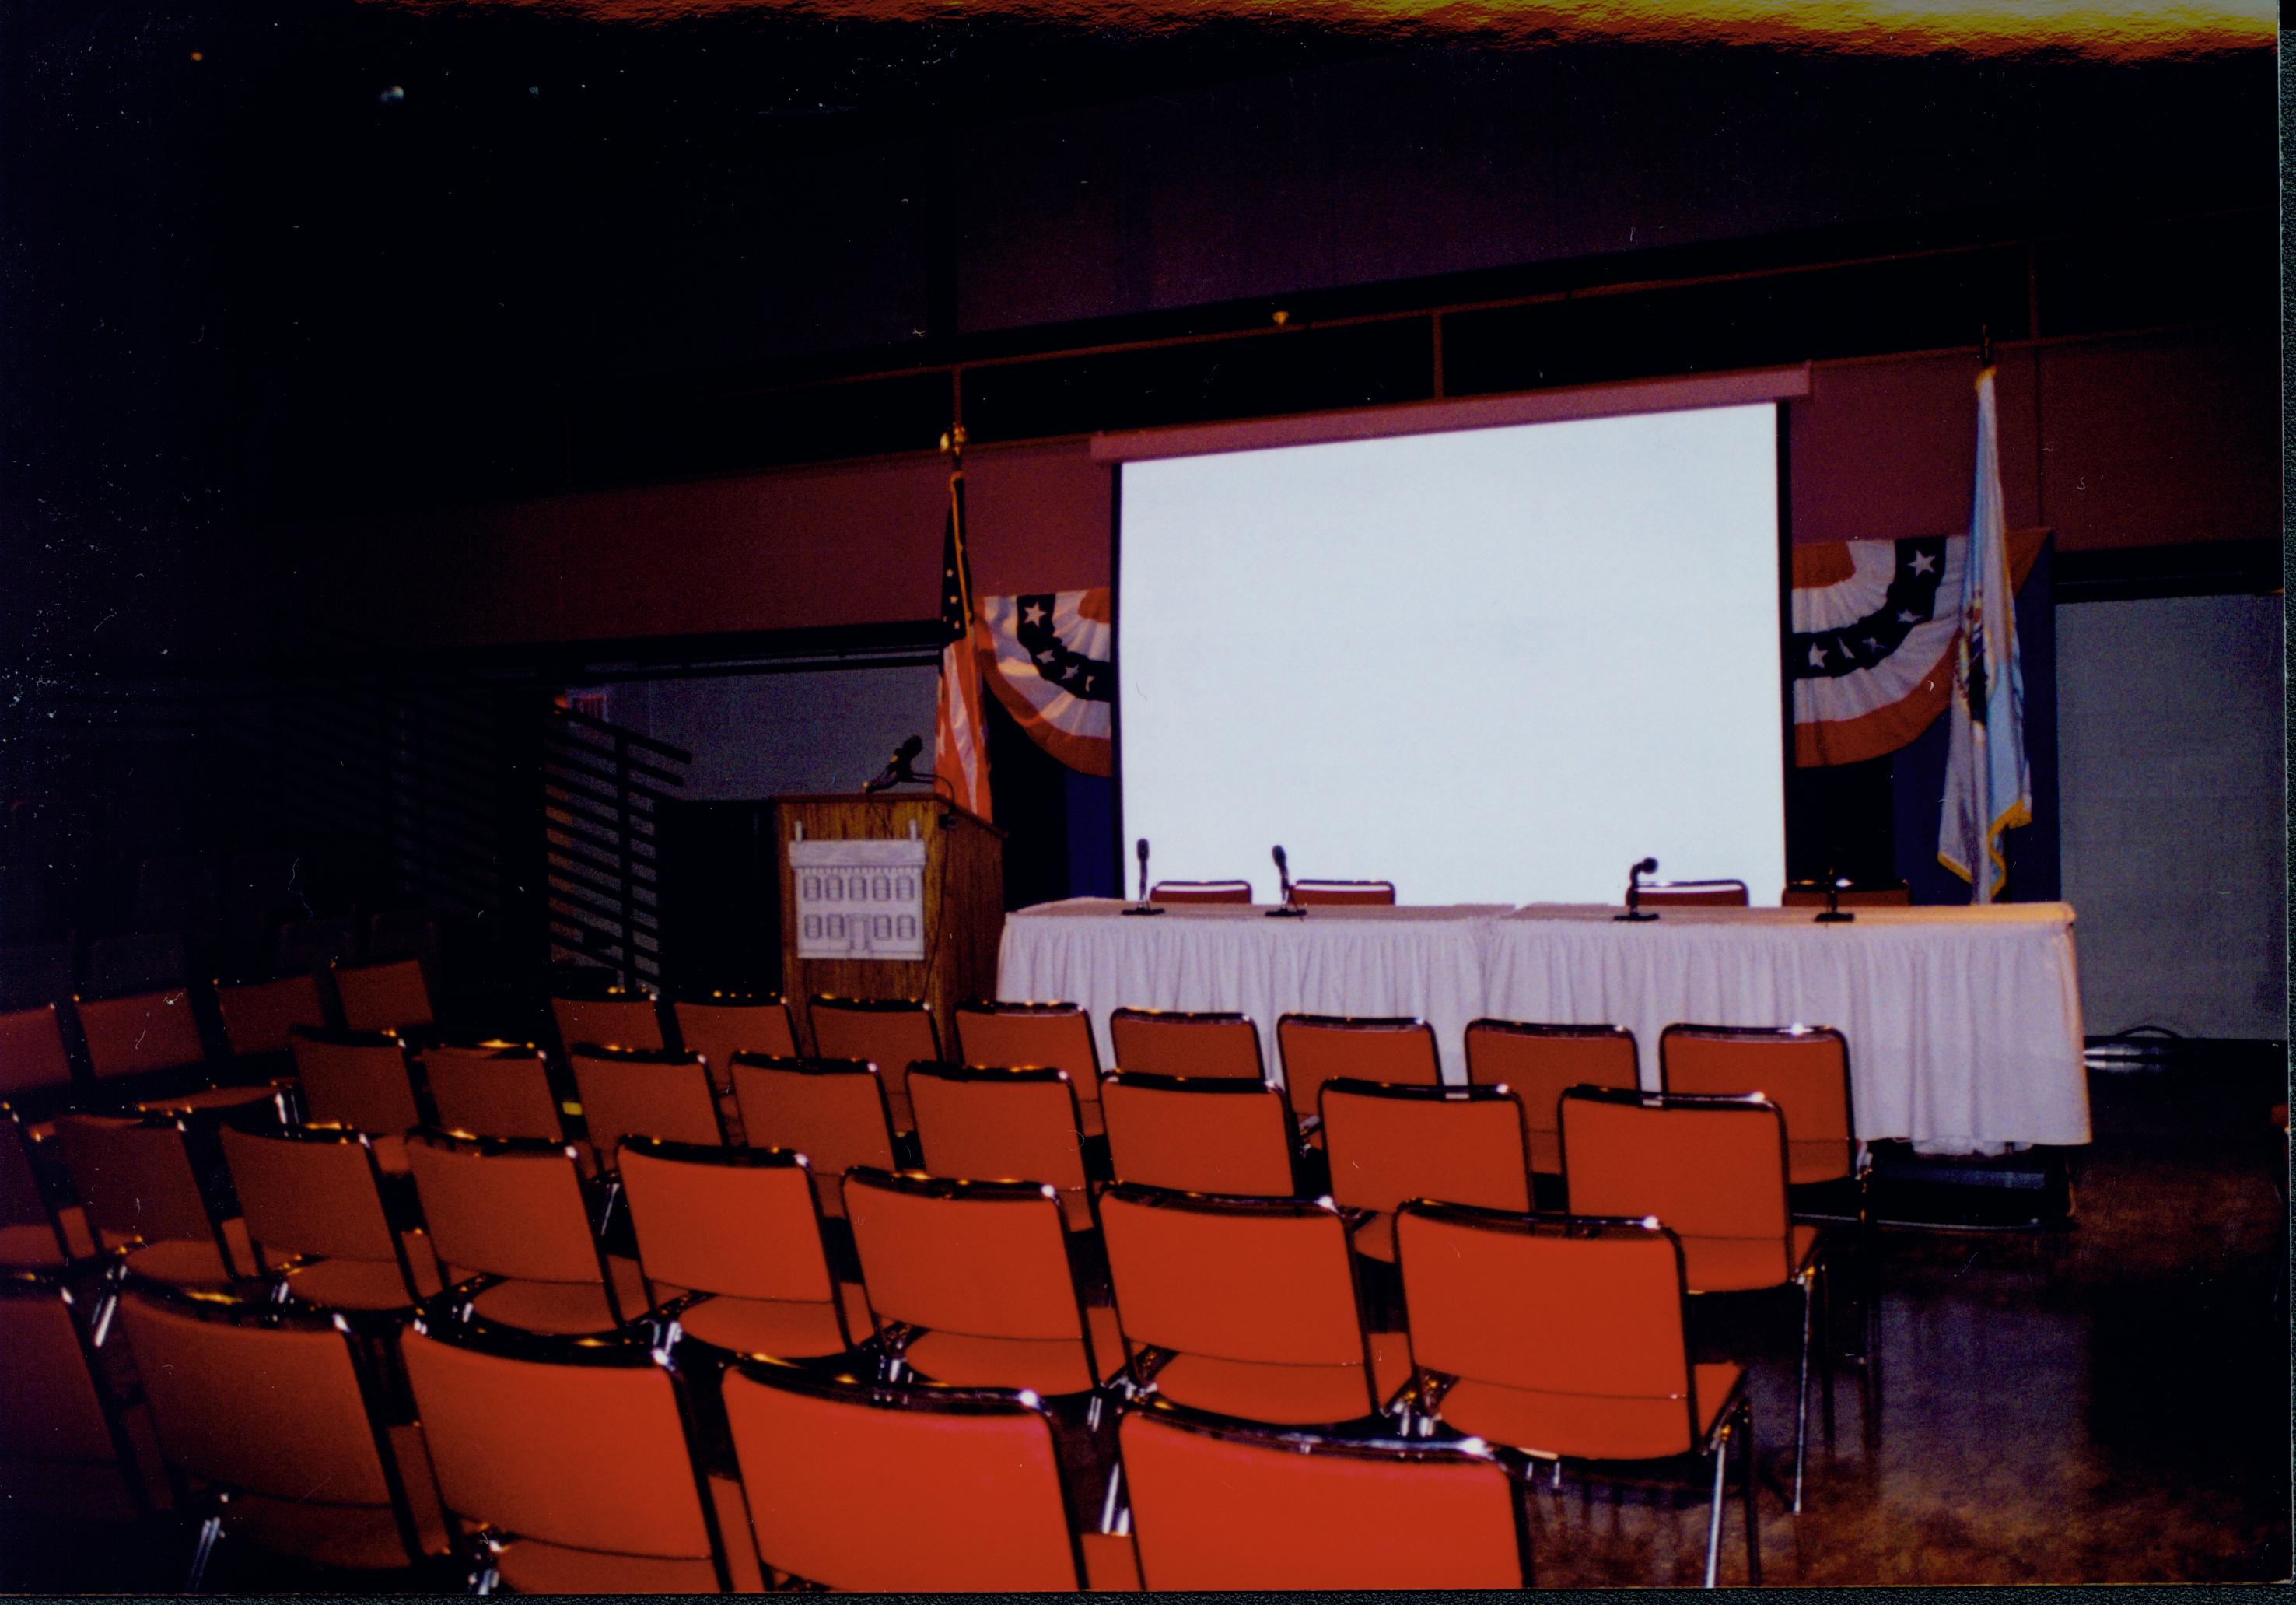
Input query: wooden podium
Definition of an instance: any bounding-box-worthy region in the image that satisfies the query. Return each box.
[774,792,1006,1057]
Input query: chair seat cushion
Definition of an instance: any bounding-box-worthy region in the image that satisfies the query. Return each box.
[0,1221,67,1267]
[224,1491,426,1572]
[1787,1138,1853,1186]
[132,1085,277,1117]
[902,1304,1125,1396]
[1678,1224,1820,1294]
[1437,1361,1745,1463]
[496,1539,723,1595]
[674,1291,859,1361]
[280,1256,424,1312]
[490,1477,748,1594]
[464,1261,659,1333]
[368,1134,411,1176]
[1149,1332,1410,1427]
[121,1217,256,1287]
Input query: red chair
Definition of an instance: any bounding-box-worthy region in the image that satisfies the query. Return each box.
[620,1137,867,1361]
[1782,881,1909,907]
[289,1026,424,1175]
[117,1279,443,1586]
[1633,880,1750,908]
[402,1310,749,1593]
[550,988,665,1056]
[1318,1079,1532,1262]
[1118,1396,1531,1589]
[1108,1008,1265,1080]
[1274,1015,1440,1136]
[842,1168,1122,1402]
[212,973,329,1061]
[723,1357,1114,1590]
[1147,880,1254,905]
[1463,1019,1640,1177]
[1394,1202,1758,1587]
[1,1106,91,1267]
[907,1064,1095,1232]
[670,993,797,1082]
[1100,1071,1301,1197]
[1290,879,1398,906]
[0,1004,78,1115]
[954,1000,1105,1137]
[52,1110,255,1289]
[1097,1183,1406,1427]
[0,1269,150,1526]
[77,989,275,1117]
[403,1130,642,1335]
[670,993,796,1141]
[219,1123,435,1312]
[1559,1085,1829,1511]
[1659,1023,1862,1200]
[807,996,939,1131]
[730,1054,899,1220]
[416,1039,568,1148]
[331,958,433,1035]
[568,1045,726,1165]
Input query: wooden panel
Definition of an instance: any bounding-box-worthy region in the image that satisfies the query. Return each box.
[775,794,1006,1058]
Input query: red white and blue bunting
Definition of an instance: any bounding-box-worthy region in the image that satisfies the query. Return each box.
[1790,527,2045,767]
[978,589,1114,776]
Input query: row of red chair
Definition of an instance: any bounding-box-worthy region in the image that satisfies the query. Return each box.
[0,959,436,1117]
[5,1156,1755,1587]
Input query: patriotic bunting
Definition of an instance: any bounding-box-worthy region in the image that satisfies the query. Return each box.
[978,588,1114,776]
[1790,524,2046,767]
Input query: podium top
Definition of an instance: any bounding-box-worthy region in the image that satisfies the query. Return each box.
[772,792,1005,839]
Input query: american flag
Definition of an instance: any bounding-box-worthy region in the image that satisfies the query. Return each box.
[933,454,992,821]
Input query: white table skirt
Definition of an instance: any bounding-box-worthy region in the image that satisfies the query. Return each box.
[996,899,1512,1083]
[1484,903,2091,1153]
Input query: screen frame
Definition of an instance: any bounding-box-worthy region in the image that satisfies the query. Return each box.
[1108,397,1797,903]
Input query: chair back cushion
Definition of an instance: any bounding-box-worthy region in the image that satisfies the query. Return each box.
[1102,1075,1295,1197]
[1108,1011,1263,1080]
[620,1147,833,1305]
[723,1371,1078,1591]
[1120,1408,1523,1589]
[404,1137,600,1284]
[402,1329,712,1561]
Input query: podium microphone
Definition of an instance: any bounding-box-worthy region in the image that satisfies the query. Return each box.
[1615,856,1660,922]
[1267,843,1306,917]
[1122,836,1165,915]
[863,734,925,795]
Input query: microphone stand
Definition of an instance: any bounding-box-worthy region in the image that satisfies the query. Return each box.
[1266,847,1306,918]
[1122,838,1164,915]
[1815,871,1855,923]
[1615,857,1658,922]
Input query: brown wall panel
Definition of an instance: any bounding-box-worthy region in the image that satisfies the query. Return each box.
[2034,330,2278,552]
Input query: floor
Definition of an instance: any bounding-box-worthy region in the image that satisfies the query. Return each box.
[5,1057,2286,1591]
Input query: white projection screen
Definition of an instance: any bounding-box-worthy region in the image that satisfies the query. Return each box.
[1116,403,1787,907]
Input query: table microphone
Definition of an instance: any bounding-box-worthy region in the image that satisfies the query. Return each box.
[1816,871,1856,924]
[1122,836,1164,915]
[1615,856,1660,922]
[1266,843,1306,917]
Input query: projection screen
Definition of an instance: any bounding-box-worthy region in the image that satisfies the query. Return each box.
[1115,403,1787,906]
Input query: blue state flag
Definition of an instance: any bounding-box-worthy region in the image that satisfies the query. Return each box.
[1937,365,2031,902]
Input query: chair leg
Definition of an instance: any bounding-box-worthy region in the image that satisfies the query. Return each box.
[185,1513,222,1592]
[1818,1260,1837,1448]
[1793,1272,1814,1514]
[1099,1453,1128,1534]
[1703,1427,1729,1588]
[1740,1401,1761,1587]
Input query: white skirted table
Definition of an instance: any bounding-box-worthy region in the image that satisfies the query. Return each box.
[1482,902,2091,1155]
[995,899,1513,1083]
